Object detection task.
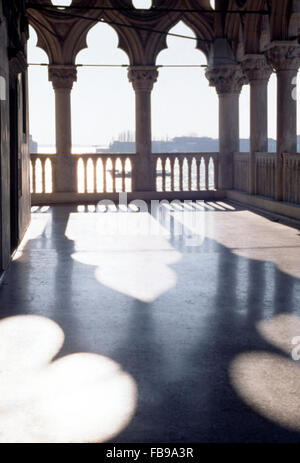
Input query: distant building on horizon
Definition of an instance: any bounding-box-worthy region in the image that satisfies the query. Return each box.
[36,135,299,154]
[96,135,298,154]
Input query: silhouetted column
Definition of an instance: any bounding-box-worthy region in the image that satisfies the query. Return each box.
[49,65,77,193]
[266,43,300,200]
[206,65,246,190]
[242,56,272,194]
[128,66,158,191]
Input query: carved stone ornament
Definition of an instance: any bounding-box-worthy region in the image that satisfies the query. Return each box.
[48,65,77,90]
[128,66,159,91]
[9,51,27,77]
[266,43,300,72]
[205,65,248,95]
[242,55,272,82]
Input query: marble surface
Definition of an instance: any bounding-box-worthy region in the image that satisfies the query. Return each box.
[0,201,300,442]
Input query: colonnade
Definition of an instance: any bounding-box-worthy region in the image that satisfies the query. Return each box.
[47,41,300,195]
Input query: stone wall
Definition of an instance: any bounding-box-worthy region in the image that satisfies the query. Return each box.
[0,0,30,272]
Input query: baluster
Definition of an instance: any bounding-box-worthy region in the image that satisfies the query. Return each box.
[261,159,267,196]
[103,158,107,192]
[257,159,261,195]
[162,157,166,192]
[282,157,286,201]
[268,159,271,197]
[32,159,36,193]
[267,159,270,197]
[187,158,192,191]
[112,158,116,193]
[129,157,133,192]
[213,156,218,190]
[261,158,267,196]
[286,158,290,202]
[256,160,259,194]
[83,158,88,193]
[205,157,209,190]
[241,160,244,191]
[179,157,183,191]
[268,159,271,198]
[256,159,258,194]
[261,159,264,195]
[93,158,97,193]
[284,158,288,202]
[49,159,53,193]
[170,158,174,191]
[266,159,269,197]
[261,159,264,196]
[173,157,179,191]
[121,158,126,192]
[270,159,273,198]
[258,160,261,195]
[42,158,46,193]
[271,159,274,199]
[76,158,80,193]
[240,160,243,191]
[196,157,201,191]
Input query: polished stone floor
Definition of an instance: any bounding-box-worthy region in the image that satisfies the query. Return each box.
[0,200,300,443]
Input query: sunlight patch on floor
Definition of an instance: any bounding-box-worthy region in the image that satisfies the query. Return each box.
[72,249,181,302]
[0,315,137,443]
[230,314,300,432]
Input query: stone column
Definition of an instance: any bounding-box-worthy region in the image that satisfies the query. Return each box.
[242,56,272,194]
[266,43,300,200]
[128,66,158,191]
[206,65,247,190]
[49,65,77,193]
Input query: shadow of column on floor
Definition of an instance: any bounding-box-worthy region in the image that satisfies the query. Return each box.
[0,203,300,442]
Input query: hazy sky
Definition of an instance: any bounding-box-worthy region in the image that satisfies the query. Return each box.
[28,16,299,148]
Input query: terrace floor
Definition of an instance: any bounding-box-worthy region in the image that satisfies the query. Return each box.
[0,201,300,443]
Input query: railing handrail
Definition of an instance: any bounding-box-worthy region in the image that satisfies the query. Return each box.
[31,152,219,162]
[30,152,136,158]
[152,152,218,159]
[255,152,277,161]
[282,153,300,161]
[30,153,56,157]
[73,152,136,158]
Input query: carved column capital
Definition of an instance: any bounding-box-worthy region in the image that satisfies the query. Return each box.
[241,55,272,82]
[9,50,27,77]
[49,65,77,90]
[266,42,300,71]
[205,64,247,95]
[128,66,159,92]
